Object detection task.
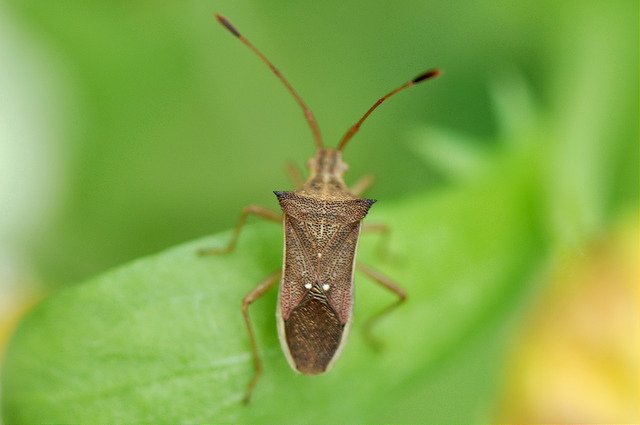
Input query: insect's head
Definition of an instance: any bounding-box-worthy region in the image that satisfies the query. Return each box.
[307,148,348,179]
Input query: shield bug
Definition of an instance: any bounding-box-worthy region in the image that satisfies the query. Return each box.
[202,14,440,403]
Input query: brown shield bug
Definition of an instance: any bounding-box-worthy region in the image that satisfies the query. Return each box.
[201,14,440,403]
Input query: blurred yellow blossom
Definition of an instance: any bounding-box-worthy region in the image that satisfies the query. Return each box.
[497,213,640,422]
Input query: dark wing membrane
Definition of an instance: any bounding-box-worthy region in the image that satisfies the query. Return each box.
[284,296,344,375]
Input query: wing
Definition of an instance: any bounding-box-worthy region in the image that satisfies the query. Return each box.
[279,214,361,323]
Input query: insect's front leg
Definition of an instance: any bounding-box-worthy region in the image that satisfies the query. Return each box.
[198,205,282,255]
[350,174,375,196]
[356,262,407,350]
[285,161,305,189]
[241,270,281,404]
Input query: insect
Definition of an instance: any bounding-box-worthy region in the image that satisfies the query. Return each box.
[202,14,440,403]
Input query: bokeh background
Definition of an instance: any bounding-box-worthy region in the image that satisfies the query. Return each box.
[1,0,638,422]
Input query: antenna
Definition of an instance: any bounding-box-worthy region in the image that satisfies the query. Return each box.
[215,14,324,150]
[337,69,441,152]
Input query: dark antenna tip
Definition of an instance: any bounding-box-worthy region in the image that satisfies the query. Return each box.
[412,68,442,84]
[213,13,324,149]
[337,67,441,151]
[215,13,241,38]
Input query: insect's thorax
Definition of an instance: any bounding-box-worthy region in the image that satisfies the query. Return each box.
[274,149,375,290]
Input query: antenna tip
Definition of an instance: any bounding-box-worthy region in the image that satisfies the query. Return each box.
[215,13,241,38]
[412,68,442,84]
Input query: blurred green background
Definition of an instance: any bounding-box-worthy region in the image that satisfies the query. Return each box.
[0,0,638,423]
[1,0,637,285]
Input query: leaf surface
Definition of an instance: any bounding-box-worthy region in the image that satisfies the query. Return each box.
[2,152,546,423]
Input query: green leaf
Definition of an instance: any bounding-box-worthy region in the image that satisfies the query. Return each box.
[2,149,547,423]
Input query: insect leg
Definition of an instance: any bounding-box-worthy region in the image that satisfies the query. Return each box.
[198,205,282,255]
[285,161,305,189]
[241,270,281,404]
[349,174,375,196]
[356,262,406,350]
[361,222,391,259]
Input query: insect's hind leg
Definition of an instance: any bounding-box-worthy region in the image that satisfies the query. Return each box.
[198,205,282,255]
[241,270,281,404]
[356,262,406,350]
